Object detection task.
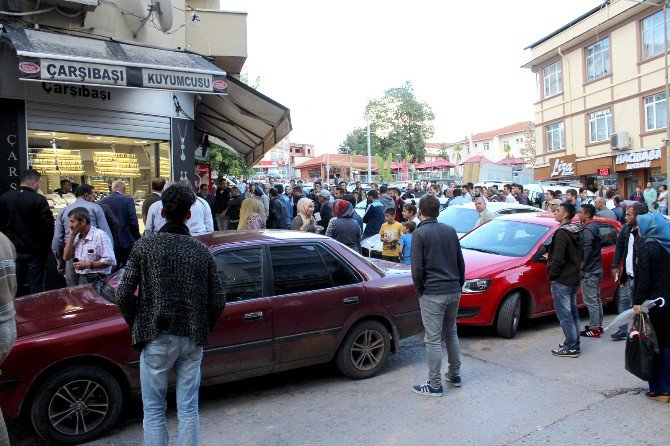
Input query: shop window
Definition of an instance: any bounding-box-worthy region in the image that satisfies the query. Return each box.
[586,37,611,81]
[645,92,667,131]
[588,108,612,143]
[546,122,565,152]
[543,62,563,98]
[642,10,670,60]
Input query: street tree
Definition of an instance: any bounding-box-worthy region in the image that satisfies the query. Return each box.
[503,142,512,158]
[439,143,450,161]
[453,144,463,164]
[340,81,435,161]
[338,127,379,154]
[208,144,255,178]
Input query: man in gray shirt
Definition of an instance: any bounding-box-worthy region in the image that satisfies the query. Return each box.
[594,197,617,220]
[52,184,112,286]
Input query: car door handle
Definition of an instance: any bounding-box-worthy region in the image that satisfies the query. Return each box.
[343,296,359,305]
[244,311,264,321]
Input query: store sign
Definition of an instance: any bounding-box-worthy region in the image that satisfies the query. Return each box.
[0,99,26,194]
[18,57,227,94]
[615,148,662,170]
[41,82,112,102]
[550,157,575,177]
[597,167,611,176]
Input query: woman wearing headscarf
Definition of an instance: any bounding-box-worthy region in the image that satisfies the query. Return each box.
[326,199,361,252]
[633,212,670,403]
[291,197,319,232]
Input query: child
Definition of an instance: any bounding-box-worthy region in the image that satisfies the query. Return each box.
[379,208,403,262]
[398,220,415,265]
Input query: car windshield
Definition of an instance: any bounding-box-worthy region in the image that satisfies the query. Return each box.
[459,219,550,257]
[437,207,479,233]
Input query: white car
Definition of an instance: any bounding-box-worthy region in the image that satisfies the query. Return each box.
[360,201,542,258]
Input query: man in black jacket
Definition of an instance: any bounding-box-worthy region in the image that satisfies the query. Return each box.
[410,195,465,397]
[116,183,225,445]
[0,169,54,296]
[547,202,582,358]
[578,204,604,338]
[610,203,648,340]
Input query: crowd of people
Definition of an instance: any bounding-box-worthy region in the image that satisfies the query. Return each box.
[0,169,669,442]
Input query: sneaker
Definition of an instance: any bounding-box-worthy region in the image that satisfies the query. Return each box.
[412,381,443,397]
[580,325,602,338]
[610,330,628,341]
[559,343,580,352]
[445,373,462,387]
[551,347,580,358]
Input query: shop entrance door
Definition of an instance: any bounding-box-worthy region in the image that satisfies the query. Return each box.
[627,177,639,199]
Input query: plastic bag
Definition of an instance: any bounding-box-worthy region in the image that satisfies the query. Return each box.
[625,313,657,381]
[603,298,665,332]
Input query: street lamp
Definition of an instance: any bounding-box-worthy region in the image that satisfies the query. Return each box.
[396,154,401,181]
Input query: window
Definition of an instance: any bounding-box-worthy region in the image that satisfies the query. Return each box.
[586,37,611,80]
[316,245,360,287]
[270,245,334,295]
[214,248,263,302]
[588,108,613,143]
[546,122,565,152]
[642,10,670,59]
[597,223,618,248]
[543,62,563,98]
[645,92,667,131]
[483,142,490,151]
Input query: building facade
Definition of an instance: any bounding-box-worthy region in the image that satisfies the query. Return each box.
[0,0,291,196]
[524,0,668,194]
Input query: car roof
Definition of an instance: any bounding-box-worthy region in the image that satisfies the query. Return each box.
[492,212,621,228]
[196,230,329,249]
[443,202,541,211]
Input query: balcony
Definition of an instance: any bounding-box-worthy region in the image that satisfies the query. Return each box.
[185,6,247,75]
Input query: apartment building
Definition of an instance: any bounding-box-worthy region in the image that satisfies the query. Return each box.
[523,0,667,194]
[254,140,316,177]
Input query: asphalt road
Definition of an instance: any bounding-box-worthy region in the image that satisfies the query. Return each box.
[9,313,670,446]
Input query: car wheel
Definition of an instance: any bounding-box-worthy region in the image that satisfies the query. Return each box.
[336,320,391,379]
[496,292,521,339]
[30,365,123,444]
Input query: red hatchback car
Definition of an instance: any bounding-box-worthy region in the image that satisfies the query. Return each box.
[457,213,622,338]
[0,231,422,444]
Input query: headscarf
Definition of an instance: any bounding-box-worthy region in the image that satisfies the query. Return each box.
[297,197,314,221]
[636,212,670,255]
[333,199,354,218]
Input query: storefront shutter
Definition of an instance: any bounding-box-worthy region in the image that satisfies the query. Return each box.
[26,101,171,140]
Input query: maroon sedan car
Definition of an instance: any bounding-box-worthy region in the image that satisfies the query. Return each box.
[0,231,422,444]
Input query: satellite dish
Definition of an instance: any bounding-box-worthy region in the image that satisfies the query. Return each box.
[154,0,173,33]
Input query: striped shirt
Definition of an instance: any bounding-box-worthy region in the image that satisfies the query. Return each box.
[73,226,116,275]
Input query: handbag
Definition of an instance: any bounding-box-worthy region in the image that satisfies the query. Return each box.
[624,313,658,381]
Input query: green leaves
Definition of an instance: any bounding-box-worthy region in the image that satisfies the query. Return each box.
[208,144,255,178]
[340,81,435,163]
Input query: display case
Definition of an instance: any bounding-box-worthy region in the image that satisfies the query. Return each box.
[93,152,140,178]
[29,148,84,175]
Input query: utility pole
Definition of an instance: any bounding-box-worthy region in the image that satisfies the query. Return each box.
[366,115,372,182]
[664,1,670,187]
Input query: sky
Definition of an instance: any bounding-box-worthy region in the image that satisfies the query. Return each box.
[222,0,606,154]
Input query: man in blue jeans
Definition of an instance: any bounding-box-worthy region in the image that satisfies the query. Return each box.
[547,202,583,358]
[410,195,465,396]
[117,183,226,445]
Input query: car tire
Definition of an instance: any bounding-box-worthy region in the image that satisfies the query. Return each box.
[496,292,521,339]
[336,320,391,379]
[30,365,123,444]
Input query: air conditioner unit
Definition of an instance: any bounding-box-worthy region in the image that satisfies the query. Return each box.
[610,131,630,150]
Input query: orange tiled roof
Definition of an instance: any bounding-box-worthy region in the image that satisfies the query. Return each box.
[471,122,530,142]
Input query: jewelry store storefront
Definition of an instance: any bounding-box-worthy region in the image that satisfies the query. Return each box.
[1,27,292,206]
